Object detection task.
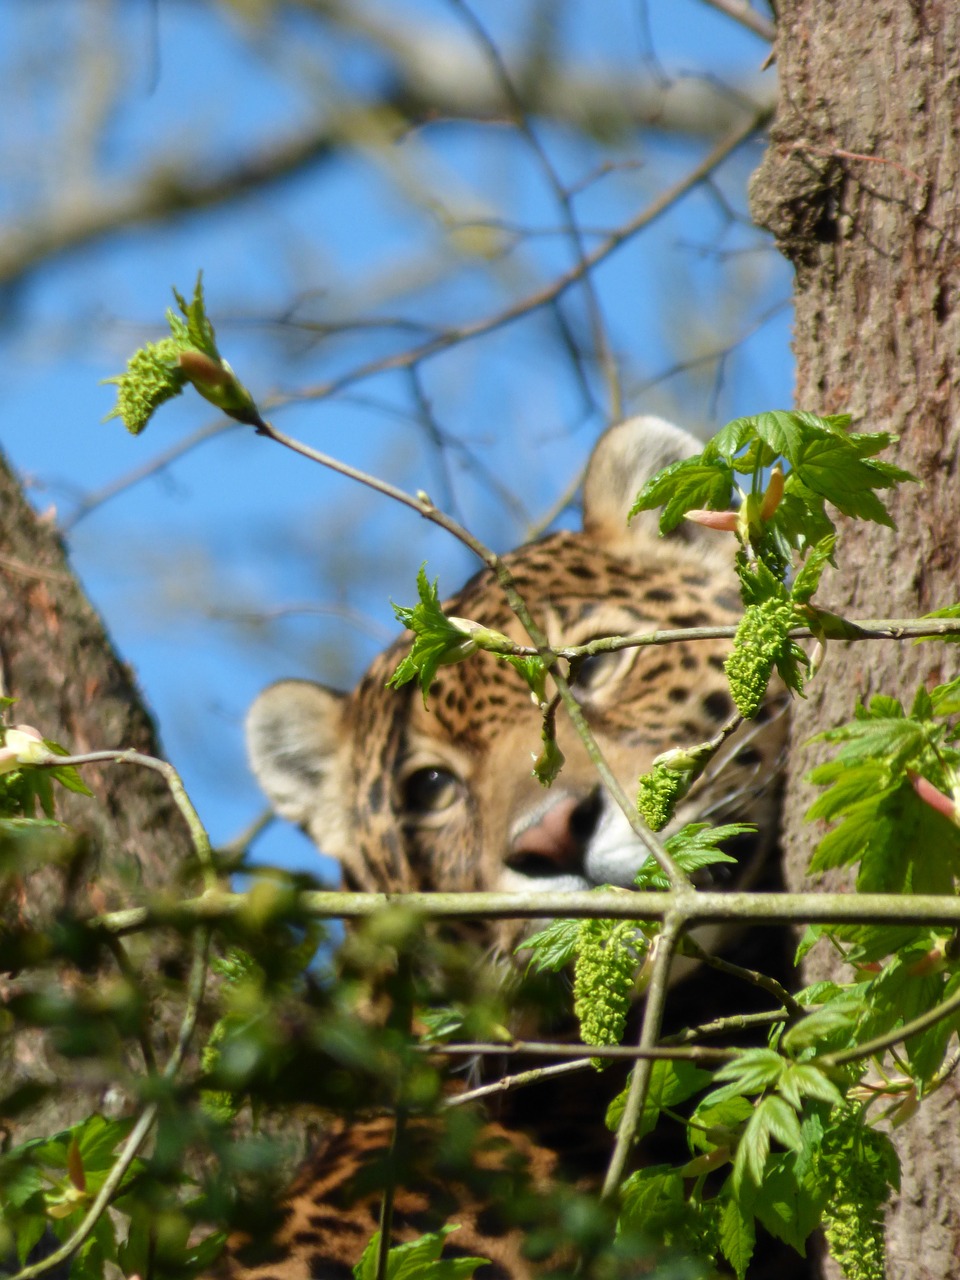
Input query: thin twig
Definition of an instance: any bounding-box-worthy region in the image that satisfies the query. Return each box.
[69,111,769,534]
[447,0,621,418]
[444,1058,594,1107]
[443,1009,791,1106]
[423,1039,735,1063]
[685,938,803,1017]
[0,553,74,585]
[63,420,239,530]
[250,416,690,892]
[697,0,776,43]
[456,617,960,659]
[662,1007,787,1045]
[287,108,772,408]
[33,747,218,892]
[602,914,685,1197]
[783,140,924,186]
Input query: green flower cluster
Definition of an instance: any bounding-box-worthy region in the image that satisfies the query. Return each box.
[821,1109,895,1280]
[636,743,715,831]
[104,337,185,436]
[104,274,261,435]
[636,762,685,831]
[573,918,639,1069]
[724,597,799,719]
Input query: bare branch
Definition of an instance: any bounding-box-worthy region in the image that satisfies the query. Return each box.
[88,886,960,934]
[430,1039,734,1064]
[0,41,773,292]
[287,107,773,407]
[697,0,777,43]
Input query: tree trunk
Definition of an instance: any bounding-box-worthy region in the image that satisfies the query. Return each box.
[751,4,960,1276]
[0,446,198,1137]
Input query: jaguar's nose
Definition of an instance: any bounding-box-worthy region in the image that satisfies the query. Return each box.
[505,790,603,879]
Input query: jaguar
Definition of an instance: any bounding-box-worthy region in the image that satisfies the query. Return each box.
[229,415,788,1279]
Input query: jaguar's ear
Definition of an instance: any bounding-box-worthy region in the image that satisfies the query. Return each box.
[583,414,718,554]
[246,679,353,854]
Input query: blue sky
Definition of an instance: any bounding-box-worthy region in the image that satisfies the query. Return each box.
[0,1,791,881]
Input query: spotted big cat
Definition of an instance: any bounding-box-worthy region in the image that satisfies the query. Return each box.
[230,416,788,1279]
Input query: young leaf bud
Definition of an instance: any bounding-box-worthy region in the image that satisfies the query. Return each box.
[683,509,739,532]
[760,464,785,520]
[908,771,958,823]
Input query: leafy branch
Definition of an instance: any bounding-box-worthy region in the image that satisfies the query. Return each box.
[94,280,960,1280]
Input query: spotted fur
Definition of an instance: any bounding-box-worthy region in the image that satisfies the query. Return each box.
[234,416,789,1279]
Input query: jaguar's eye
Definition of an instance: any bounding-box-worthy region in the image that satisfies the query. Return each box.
[570,650,622,694]
[402,766,461,816]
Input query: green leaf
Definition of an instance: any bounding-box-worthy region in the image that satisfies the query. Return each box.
[388,567,479,705]
[687,1093,754,1157]
[606,1058,712,1136]
[616,1166,704,1252]
[805,691,960,900]
[719,1186,756,1280]
[707,1048,785,1102]
[791,534,836,604]
[634,821,747,888]
[170,272,220,359]
[751,1149,828,1253]
[105,273,261,432]
[734,1095,803,1189]
[777,1064,844,1110]
[629,456,734,535]
[353,1226,487,1279]
[516,917,580,972]
[780,996,862,1055]
[791,435,896,527]
[502,654,548,703]
[758,1095,804,1153]
[47,765,94,798]
[930,674,960,714]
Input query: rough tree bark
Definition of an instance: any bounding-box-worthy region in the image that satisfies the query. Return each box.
[0,446,198,1137]
[751,4,960,1277]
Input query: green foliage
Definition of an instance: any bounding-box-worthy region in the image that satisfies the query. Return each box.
[635,822,745,890]
[0,1115,140,1279]
[630,410,915,718]
[388,567,481,704]
[104,274,260,434]
[353,1226,488,1279]
[388,568,550,762]
[630,409,914,548]
[804,683,960,965]
[0,721,92,822]
[516,916,581,972]
[606,1059,712,1139]
[8,395,956,1280]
